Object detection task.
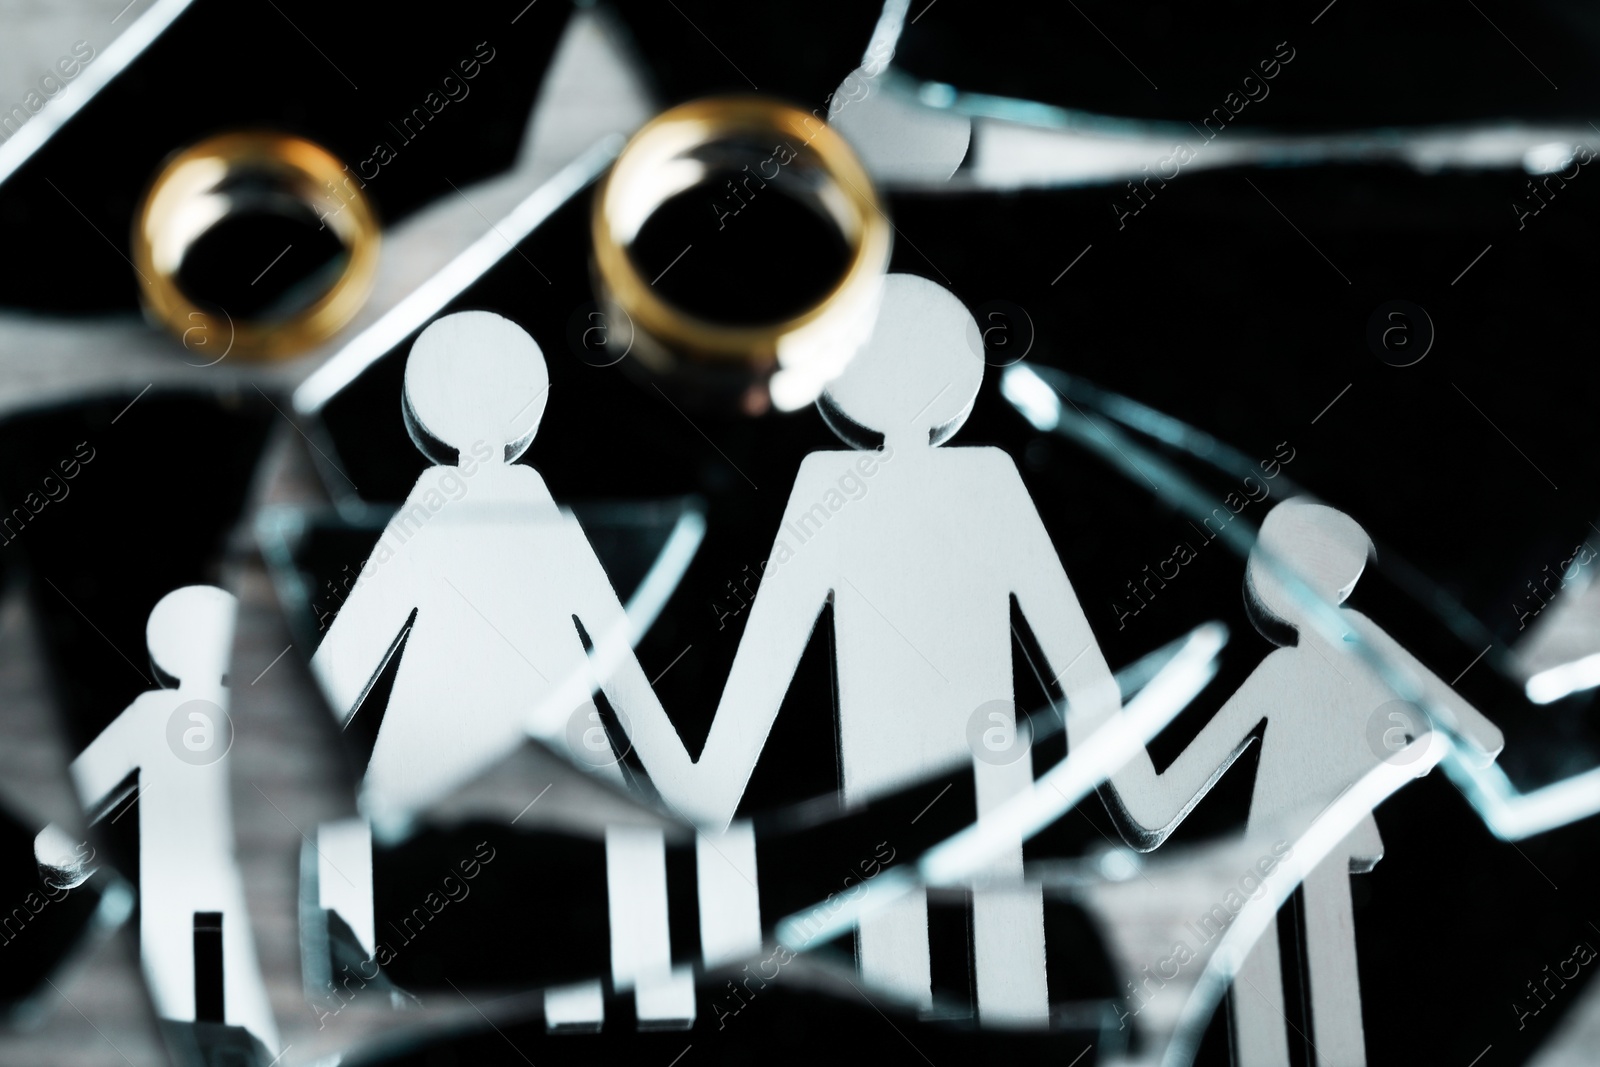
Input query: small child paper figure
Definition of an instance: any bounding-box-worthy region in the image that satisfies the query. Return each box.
[43,585,278,1054]
[1077,498,1504,1065]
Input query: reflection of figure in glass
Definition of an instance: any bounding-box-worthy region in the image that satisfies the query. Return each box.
[612,274,1121,1023]
[49,586,278,1054]
[312,311,642,824]
[1077,499,1504,1066]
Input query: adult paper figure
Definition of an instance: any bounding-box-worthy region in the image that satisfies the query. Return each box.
[310,310,695,1028]
[1075,499,1504,1066]
[608,273,1121,1024]
[311,310,644,825]
[41,586,278,1055]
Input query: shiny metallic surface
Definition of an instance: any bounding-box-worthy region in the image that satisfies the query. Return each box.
[132,132,381,360]
[591,96,892,413]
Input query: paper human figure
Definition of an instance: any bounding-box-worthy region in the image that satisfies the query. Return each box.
[309,309,695,1027]
[605,273,1122,1024]
[1074,498,1504,1065]
[310,310,646,821]
[34,586,278,1059]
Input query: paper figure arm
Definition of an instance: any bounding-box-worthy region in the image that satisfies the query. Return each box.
[995,454,1260,848]
[576,462,836,831]
[999,456,1122,726]
[310,482,431,726]
[1085,657,1280,850]
[1344,610,1504,767]
[31,697,159,887]
[68,695,154,821]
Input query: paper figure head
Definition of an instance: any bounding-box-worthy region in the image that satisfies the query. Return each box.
[147,585,237,688]
[404,311,549,465]
[1247,498,1374,627]
[819,273,985,449]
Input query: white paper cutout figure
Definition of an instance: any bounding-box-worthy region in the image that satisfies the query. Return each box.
[605,274,1122,1024]
[309,310,695,1026]
[1075,499,1504,1066]
[42,586,278,1052]
[312,310,645,825]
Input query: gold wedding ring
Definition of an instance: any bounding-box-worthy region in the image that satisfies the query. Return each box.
[133,132,380,361]
[592,97,891,412]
